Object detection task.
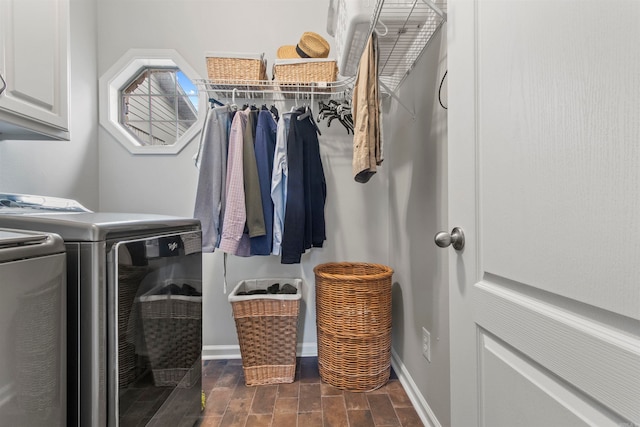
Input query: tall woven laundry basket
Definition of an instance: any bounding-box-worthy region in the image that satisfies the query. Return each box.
[313,262,393,391]
[229,278,302,386]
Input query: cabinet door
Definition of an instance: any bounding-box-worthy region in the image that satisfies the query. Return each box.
[0,0,69,140]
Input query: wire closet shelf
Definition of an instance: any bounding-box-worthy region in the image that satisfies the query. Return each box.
[368,0,447,95]
[194,77,355,102]
[195,0,446,105]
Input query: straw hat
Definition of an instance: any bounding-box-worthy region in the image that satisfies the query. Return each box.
[277,32,330,59]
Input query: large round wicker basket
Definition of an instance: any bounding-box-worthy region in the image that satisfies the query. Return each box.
[313,262,393,392]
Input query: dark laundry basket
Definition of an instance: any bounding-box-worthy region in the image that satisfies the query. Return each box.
[313,262,393,392]
[138,279,202,388]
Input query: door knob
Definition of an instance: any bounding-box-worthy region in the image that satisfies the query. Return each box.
[434,227,465,250]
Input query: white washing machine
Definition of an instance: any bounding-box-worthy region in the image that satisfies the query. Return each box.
[0,194,202,427]
[0,228,66,426]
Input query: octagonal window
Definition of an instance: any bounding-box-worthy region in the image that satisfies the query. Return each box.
[100,49,204,155]
[121,68,198,147]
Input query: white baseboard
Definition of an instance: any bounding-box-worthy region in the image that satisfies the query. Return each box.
[297,342,318,357]
[202,342,318,360]
[202,345,241,360]
[391,348,442,427]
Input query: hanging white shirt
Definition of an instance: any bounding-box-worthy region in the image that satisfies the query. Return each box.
[270,112,292,256]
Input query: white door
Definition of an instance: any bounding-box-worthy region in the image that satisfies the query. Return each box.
[447,1,640,426]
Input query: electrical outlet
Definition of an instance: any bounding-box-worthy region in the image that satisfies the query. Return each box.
[422,327,431,362]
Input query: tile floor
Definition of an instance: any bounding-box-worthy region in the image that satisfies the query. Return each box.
[196,357,423,427]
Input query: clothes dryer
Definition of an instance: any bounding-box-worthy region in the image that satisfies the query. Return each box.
[0,194,202,427]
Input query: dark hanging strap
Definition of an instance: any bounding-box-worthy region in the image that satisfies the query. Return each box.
[223,252,228,293]
[271,105,280,120]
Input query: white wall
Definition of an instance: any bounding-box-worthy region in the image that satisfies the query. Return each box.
[96,1,450,424]
[96,0,390,357]
[385,28,450,426]
[0,0,99,210]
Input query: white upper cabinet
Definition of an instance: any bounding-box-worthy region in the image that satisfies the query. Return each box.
[0,0,70,140]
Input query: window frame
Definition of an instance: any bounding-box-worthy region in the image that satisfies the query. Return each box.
[99,49,204,155]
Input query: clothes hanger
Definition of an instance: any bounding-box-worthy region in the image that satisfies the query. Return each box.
[297,92,314,120]
[374,20,388,37]
[270,105,279,121]
[209,97,224,108]
[297,105,321,135]
[229,88,238,111]
[316,98,353,134]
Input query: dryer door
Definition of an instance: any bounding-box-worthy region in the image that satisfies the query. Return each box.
[107,230,202,427]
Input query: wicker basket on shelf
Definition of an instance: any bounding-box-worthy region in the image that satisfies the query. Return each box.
[206,53,268,83]
[314,262,393,392]
[229,278,302,386]
[273,58,338,85]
